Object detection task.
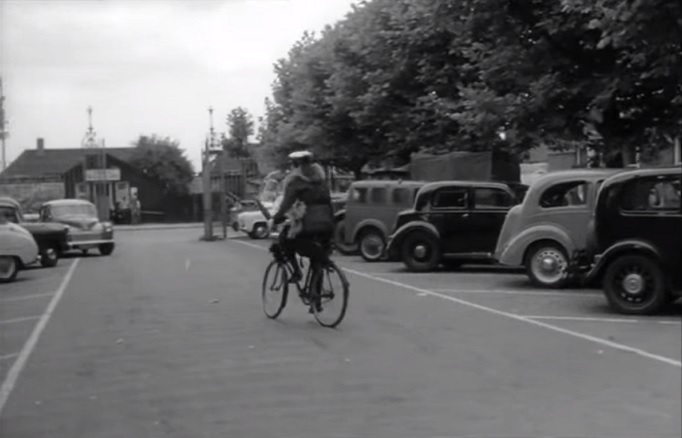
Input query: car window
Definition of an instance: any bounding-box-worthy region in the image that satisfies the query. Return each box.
[370,187,387,204]
[0,206,19,224]
[351,187,367,203]
[432,188,468,209]
[391,188,411,206]
[539,181,587,208]
[474,188,512,209]
[621,176,681,213]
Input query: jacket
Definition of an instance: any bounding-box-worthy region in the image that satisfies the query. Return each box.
[273,163,334,238]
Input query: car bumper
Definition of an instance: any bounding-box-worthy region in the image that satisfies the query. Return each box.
[67,239,115,249]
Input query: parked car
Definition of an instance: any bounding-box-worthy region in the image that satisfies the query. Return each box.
[336,180,426,261]
[494,169,622,288]
[386,181,524,272]
[0,197,69,267]
[0,215,39,282]
[40,199,115,256]
[238,196,281,239]
[584,166,681,315]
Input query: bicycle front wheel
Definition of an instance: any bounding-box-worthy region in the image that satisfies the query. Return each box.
[262,260,289,319]
[310,262,349,328]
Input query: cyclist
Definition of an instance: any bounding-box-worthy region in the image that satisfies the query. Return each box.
[270,150,335,308]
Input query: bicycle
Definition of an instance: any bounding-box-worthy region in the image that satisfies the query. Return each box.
[261,221,350,328]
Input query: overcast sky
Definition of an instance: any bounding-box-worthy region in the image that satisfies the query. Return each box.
[0,0,359,171]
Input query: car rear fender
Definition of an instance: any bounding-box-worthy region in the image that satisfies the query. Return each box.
[498,224,575,267]
[585,240,662,283]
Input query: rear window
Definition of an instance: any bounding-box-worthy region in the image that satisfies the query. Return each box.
[391,188,412,205]
[351,187,367,203]
[539,181,587,208]
[474,188,512,208]
[620,176,681,213]
[370,187,387,204]
[432,188,468,209]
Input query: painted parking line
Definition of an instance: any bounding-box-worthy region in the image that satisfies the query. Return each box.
[523,315,682,325]
[0,353,19,362]
[232,239,682,368]
[0,316,42,326]
[432,288,593,297]
[0,259,80,415]
[0,293,55,303]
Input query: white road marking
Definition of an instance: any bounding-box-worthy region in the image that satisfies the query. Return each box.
[185,259,192,270]
[0,316,41,325]
[0,293,55,303]
[0,353,19,362]
[523,315,681,325]
[232,239,682,368]
[0,258,80,415]
[432,288,591,296]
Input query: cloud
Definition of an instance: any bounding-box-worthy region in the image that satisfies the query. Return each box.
[0,0,359,169]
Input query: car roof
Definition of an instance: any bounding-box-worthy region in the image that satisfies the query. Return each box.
[0,197,20,208]
[419,180,513,192]
[43,199,96,207]
[529,168,624,190]
[599,165,682,187]
[349,179,426,189]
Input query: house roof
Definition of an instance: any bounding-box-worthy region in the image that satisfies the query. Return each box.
[0,147,137,179]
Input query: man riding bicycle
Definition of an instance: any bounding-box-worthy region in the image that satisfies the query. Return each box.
[270,151,335,301]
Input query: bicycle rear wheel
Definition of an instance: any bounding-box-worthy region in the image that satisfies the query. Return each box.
[262,260,289,319]
[310,262,349,328]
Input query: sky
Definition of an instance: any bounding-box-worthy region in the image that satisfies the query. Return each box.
[0,0,359,172]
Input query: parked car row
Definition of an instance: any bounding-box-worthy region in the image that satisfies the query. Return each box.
[332,166,681,315]
[0,197,115,283]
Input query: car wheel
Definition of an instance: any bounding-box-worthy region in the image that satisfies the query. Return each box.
[0,256,19,283]
[249,223,270,240]
[40,246,59,268]
[359,229,385,262]
[401,231,440,272]
[334,219,359,255]
[603,254,668,315]
[526,242,569,288]
[99,243,115,256]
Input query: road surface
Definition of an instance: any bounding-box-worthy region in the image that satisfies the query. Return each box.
[1,228,680,437]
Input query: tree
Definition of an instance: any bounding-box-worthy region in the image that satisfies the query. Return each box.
[130,135,195,194]
[224,107,255,158]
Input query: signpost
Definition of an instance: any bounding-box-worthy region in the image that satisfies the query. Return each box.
[85,168,121,182]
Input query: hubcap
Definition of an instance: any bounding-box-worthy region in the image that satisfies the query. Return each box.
[532,248,567,284]
[46,248,57,260]
[413,244,427,260]
[622,273,644,295]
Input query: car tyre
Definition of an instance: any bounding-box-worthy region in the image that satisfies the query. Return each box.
[40,245,59,267]
[401,231,440,272]
[99,243,115,256]
[526,242,570,288]
[603,254,668,315]
[334,219,359,255]
[359,228,385,262]
[0,256,19,283]
[249,223,270,240]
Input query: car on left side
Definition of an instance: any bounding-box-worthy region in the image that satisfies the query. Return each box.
[40,199,115,256]
[0,208,39,283]
[0,197,69,268]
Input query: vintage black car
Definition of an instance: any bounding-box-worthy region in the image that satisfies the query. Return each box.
[585,166,681,315]
[0,197,69,267]
[386,181,524,272]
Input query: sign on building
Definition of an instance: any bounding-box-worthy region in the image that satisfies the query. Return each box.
[85,168,121,182]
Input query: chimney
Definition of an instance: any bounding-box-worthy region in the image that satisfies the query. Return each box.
[36,138,45,155]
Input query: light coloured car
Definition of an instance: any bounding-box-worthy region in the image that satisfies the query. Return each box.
[237,196,282,239]
[494,169,622,288]
[0,218,39,282]
[40,199,115,256]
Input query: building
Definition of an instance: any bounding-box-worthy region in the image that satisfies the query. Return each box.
[0,139,192,222]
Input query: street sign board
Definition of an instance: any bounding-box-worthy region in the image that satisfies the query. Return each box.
[85,168,120,182]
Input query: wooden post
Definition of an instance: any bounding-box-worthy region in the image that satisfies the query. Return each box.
[220,150,227,238]
[202,144,213,240]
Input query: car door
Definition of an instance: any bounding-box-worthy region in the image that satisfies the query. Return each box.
[468,186,514,253]
[424,186,471,253]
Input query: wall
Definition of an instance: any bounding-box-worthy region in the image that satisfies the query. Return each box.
[0,179,65,212]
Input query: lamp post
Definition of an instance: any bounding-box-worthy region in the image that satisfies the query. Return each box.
[202,107,227,241]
